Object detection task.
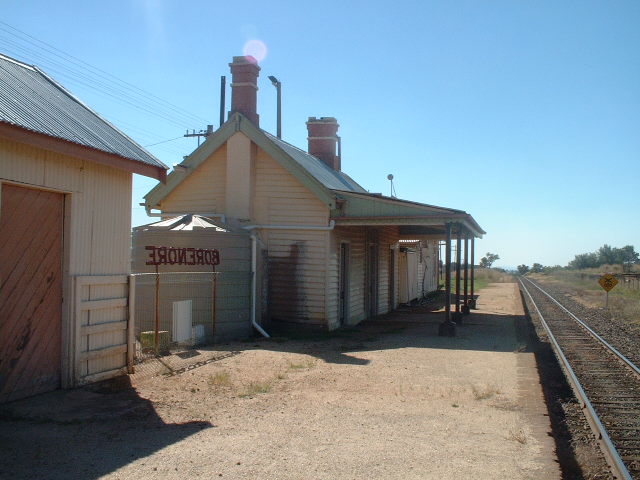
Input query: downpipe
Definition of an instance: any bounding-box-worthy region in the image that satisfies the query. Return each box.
[249,232,270,338]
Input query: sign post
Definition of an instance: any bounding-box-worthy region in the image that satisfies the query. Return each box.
[598,274,618,309]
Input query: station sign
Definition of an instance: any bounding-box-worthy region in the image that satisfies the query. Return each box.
[145,245,220,266]
[598,274,618,292]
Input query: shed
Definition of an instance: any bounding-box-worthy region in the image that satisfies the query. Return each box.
[131,215,254,344]
[0,53,167,402]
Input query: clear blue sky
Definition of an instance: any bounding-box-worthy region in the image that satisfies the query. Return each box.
[2,0,639,268]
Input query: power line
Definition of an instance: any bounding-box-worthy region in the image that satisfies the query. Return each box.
[144,136,184,147]
[0,35,198,129]
[0,21,209,124]
[0,21,211,126]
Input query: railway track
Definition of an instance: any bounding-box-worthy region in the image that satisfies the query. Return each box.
[519,276,640,480]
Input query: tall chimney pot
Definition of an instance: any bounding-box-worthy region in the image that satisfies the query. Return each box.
[307,117,340,171]
[229,56,260,125]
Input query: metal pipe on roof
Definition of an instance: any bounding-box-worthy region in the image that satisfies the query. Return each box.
[220,76,226,127]
[267,75,282,139]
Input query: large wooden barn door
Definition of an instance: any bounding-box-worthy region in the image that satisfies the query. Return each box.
[0,184,64,403]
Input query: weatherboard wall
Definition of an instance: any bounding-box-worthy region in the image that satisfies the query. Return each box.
[0,137,133,390]
[159,144,227,214]
[377,226,400,314]
[253,146,330,327]
[328,226,400,328]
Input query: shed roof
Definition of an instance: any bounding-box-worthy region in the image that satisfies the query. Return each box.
[0,53,167,179]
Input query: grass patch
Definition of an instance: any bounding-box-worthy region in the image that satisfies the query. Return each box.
[471,384,501,400]
[287,359,315,370]
[239,380,273,398]
[535,270,640,326]
[207,371,232,387]
[508,428,528,444]
[491,399,520,411]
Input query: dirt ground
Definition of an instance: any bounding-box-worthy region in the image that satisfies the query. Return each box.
[0,283,561,479]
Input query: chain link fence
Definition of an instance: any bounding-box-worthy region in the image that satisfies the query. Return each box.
[132,271,251,363]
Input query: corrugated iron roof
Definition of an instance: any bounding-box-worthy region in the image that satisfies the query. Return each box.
[134,214,228,231]
[264,131,367,193]
[0,53,166,169]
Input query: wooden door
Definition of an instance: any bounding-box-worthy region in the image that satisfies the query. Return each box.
[0,184,64,402]
[366,244,378,318]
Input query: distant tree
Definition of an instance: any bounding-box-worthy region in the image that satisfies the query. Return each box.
[531,263,544,273]
[479,252,500,268]
[568,245,639,270]
[517,264,530,275]
[543,265,563,273]
[597,244,617,265]
[617,245,639,267]
[568,252,599,269]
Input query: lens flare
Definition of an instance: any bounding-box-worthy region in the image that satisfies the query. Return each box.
[243,39,267,62]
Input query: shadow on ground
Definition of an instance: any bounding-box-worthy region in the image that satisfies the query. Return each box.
[247,303,525,367]
[0,377,211,480]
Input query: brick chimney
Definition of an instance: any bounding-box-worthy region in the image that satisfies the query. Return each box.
[229,56,260,125]
[306,117,340,170]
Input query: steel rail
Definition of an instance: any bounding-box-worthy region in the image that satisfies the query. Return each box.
[522,276,640,378]
[519,278,633,480]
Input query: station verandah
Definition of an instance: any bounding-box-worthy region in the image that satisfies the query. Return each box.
[333,214,484,335]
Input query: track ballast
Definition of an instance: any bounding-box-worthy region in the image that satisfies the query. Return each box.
[519,276,640,480]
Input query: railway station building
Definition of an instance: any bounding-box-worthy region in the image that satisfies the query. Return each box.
[143,56,484,334]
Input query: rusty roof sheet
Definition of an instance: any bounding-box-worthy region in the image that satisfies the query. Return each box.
[0,53,166,169]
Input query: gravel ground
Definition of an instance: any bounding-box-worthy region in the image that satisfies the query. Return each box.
[1,283,560,480]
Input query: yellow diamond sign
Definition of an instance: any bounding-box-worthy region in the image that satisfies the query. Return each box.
[599,274,618,292]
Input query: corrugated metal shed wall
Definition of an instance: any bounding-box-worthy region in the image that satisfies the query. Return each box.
[0,137,132,385]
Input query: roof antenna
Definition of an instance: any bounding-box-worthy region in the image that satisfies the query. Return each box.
[387,174,396,197]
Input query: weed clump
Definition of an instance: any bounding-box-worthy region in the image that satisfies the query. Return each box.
[240,380,273,398]
[287,359,315,370]
[207,371,232,387]
[508,429,528,444]
[471,384,501,400]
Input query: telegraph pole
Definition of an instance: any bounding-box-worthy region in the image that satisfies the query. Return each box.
[184,125,213,147]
